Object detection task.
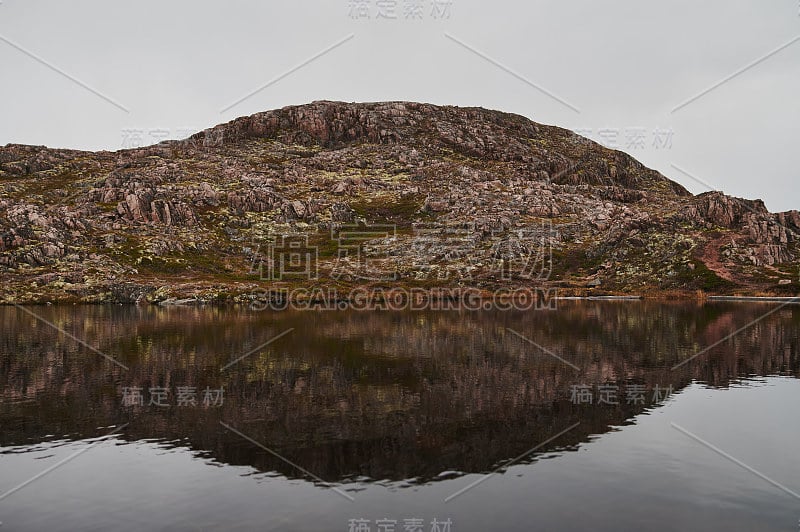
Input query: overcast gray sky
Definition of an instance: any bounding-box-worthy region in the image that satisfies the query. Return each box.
[1,0,798,211]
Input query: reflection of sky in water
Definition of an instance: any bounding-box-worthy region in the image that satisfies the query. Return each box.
[1,380,798,532]
[1,303,799,531]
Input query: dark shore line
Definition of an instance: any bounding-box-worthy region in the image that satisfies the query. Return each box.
[3,289,799,306]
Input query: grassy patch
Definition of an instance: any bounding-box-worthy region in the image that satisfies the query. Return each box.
[96,201,118,213]
[551,247,604,275]
[676,259,737,291]
[349,193,424,225]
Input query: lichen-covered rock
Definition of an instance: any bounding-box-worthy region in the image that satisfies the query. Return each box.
[0,101,798,302]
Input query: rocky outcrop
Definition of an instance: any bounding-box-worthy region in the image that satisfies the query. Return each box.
[116,192,198,226]
[227,188,278,214]
[677,192,799,266]
[0,101,797,303]
[681,192,768,229]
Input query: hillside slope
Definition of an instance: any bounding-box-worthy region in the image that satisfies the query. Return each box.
[1,101,798,303]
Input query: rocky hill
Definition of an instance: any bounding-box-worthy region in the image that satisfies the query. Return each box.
[0,101,798,303]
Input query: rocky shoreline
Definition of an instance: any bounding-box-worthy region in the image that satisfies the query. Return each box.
[3,284,795,306]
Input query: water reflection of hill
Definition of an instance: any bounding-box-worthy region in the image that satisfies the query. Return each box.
[1,303,798,483]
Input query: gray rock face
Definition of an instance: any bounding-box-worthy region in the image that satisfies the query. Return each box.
[116,192,197,227]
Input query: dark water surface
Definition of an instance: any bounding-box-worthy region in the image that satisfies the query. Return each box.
[1,302,798,531]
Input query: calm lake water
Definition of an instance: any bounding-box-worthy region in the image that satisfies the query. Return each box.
[1,302,798,531]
